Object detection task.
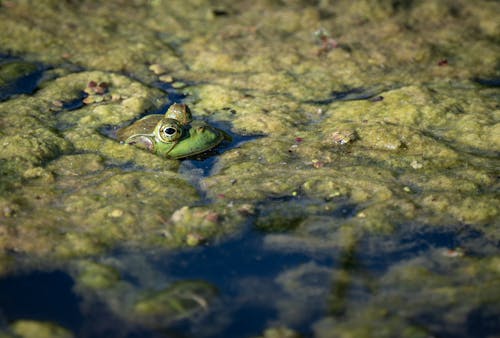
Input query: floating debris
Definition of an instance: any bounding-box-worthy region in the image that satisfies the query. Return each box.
[330,130,357,145]
[314,28,338,56]
[437,58,449,66]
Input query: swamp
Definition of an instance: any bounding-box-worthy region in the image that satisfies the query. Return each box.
[0,0,499,337]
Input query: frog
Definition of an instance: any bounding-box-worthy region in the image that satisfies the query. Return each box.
[116,103,228,159]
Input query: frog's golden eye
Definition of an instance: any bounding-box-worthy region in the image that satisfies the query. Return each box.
[160,125,180,142]
[155,118,182,143]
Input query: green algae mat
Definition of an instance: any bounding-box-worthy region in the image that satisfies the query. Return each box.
[0,1,499,337]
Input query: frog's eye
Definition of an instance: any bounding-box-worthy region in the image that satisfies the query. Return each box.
[156,118,182,143]
[164,127,177,135]
[160,125,180,141]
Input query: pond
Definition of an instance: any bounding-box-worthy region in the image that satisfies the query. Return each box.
[0,1,499,337]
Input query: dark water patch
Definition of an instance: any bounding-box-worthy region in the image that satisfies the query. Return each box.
[304,87,376,105]
[216,304,277,338]
[0,270,82,331]
[154,227,322,280]
[140,229,333,337]
[0,59,44,101]
[362,227,453,270]
[465,306,500,338]
[331,203,358,218]
[357,224,495,273]
[78,299,157,338]
[473,77,500,87]
[452,226,499,256]
[303,85,399,105]
[61,95,86,111]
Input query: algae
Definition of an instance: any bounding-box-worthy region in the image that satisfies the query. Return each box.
[9,321,74,338]
[133,280,218,325]
[0,0,498,336]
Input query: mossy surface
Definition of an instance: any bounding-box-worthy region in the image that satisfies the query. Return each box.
[0,0,498,336]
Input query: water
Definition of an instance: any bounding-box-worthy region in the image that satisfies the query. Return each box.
[1,2,499,336]
[2,222,496,337]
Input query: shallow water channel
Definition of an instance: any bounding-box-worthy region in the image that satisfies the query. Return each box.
[0,1,499,337]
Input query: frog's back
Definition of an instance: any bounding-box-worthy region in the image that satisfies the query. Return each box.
[116,115,162,141]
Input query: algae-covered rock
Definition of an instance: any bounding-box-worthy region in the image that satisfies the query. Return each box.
[254,326,303,338]
[75,260,120,289]
[10,320,74,338]
[133,280,218,326]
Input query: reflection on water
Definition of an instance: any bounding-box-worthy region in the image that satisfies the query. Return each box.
[2,223,496,338]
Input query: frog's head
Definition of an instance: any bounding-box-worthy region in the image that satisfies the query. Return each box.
[155,120,225,159]
[117,106,227,159]
[119,117,182,153]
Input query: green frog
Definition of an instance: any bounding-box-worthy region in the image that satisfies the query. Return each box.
[117,103,228,159]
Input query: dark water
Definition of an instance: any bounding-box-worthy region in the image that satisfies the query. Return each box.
[1,223,496,338]
[0,230,325,337]
[0,57,44,101]
[0,271,82,329]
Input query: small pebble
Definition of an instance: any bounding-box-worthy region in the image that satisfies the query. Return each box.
[410,160,423,169]
[109,209,124,218]
[442,248,464,258]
